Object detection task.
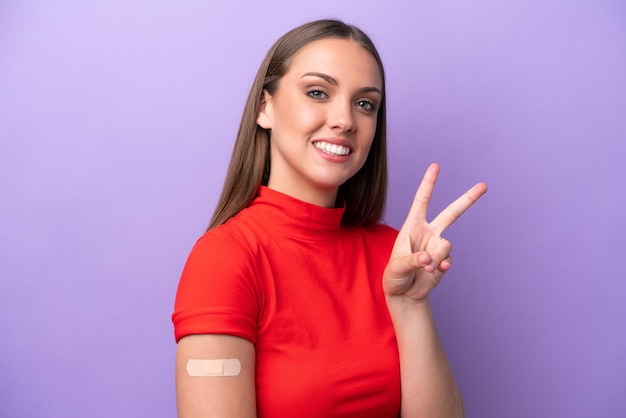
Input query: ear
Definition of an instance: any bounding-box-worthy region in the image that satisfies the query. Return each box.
[256,90,273,129]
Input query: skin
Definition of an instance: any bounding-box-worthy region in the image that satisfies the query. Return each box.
[256,38,382,208]
[176,37,488,418]
[385,163,487,417]
[385,163,488,302]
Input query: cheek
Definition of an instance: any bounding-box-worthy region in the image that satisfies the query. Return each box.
[358,117,378,144]
[297,105,326,127]
[274,101,322,131]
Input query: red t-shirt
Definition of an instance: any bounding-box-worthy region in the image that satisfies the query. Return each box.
[173,187,401,417]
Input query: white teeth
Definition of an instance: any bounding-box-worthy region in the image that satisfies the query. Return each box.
[313,141,350,156]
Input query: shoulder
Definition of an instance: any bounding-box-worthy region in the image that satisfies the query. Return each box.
[191,210,265,259]
[340,222,398,259]
[182,218,263,282]
[372,223,399,237]
[174,217,263,342]
[357,222,398,243]
[179,205,269,284]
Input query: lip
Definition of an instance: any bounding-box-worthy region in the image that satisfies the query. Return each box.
[311,138,354,162]
[311,137,354,153]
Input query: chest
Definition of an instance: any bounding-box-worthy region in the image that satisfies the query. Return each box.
[251,236,401,417]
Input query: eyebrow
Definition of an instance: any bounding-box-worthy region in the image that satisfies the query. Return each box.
[301,72,382,95]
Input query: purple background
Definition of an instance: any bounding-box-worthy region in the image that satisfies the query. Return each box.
[1,1,624,417]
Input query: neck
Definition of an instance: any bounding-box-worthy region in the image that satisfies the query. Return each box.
[266,180,338,208]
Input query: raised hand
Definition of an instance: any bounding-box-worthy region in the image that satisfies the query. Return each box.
[383,163,488,302]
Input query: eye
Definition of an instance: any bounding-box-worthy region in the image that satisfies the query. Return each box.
[356,99,377,112]
[307,89,328,100]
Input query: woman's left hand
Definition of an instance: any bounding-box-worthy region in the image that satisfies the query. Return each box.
[383,163,488,302]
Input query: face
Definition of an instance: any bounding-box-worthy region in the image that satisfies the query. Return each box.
[256,37,383,207]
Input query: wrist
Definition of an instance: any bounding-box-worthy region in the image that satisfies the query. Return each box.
[385,294,432,319]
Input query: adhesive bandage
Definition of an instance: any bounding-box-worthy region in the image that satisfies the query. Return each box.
[186,359,242,377]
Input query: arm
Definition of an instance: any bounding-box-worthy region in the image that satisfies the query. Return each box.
[386,296,464,417]
[384,163,487,418]
[176,334,256,418]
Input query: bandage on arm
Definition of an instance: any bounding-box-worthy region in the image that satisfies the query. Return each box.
[186,358,242,377]
[176,334,256,418]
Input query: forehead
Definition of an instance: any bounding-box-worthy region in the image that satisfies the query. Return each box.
[285,38,382,89]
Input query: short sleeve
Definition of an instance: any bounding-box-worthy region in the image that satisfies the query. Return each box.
[172,228,260,343]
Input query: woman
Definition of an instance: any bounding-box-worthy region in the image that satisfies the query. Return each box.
[173,19,487,417]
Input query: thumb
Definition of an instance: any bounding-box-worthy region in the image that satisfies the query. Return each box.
[385,251,432,279]
[384,251,431,295]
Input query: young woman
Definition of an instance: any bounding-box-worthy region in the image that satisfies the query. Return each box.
[173,19,487,417]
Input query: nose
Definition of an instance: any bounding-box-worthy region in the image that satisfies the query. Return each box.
[328,100,356,132]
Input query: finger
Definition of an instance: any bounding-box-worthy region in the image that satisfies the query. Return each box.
[425,237,452,272]
[438,255,453,272]
[387,251,432,278]
[430,181,488,234]
[406,163,440,222]
[384,252,432,295]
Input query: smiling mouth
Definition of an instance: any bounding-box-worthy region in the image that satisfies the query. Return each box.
[313,141,351,156]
